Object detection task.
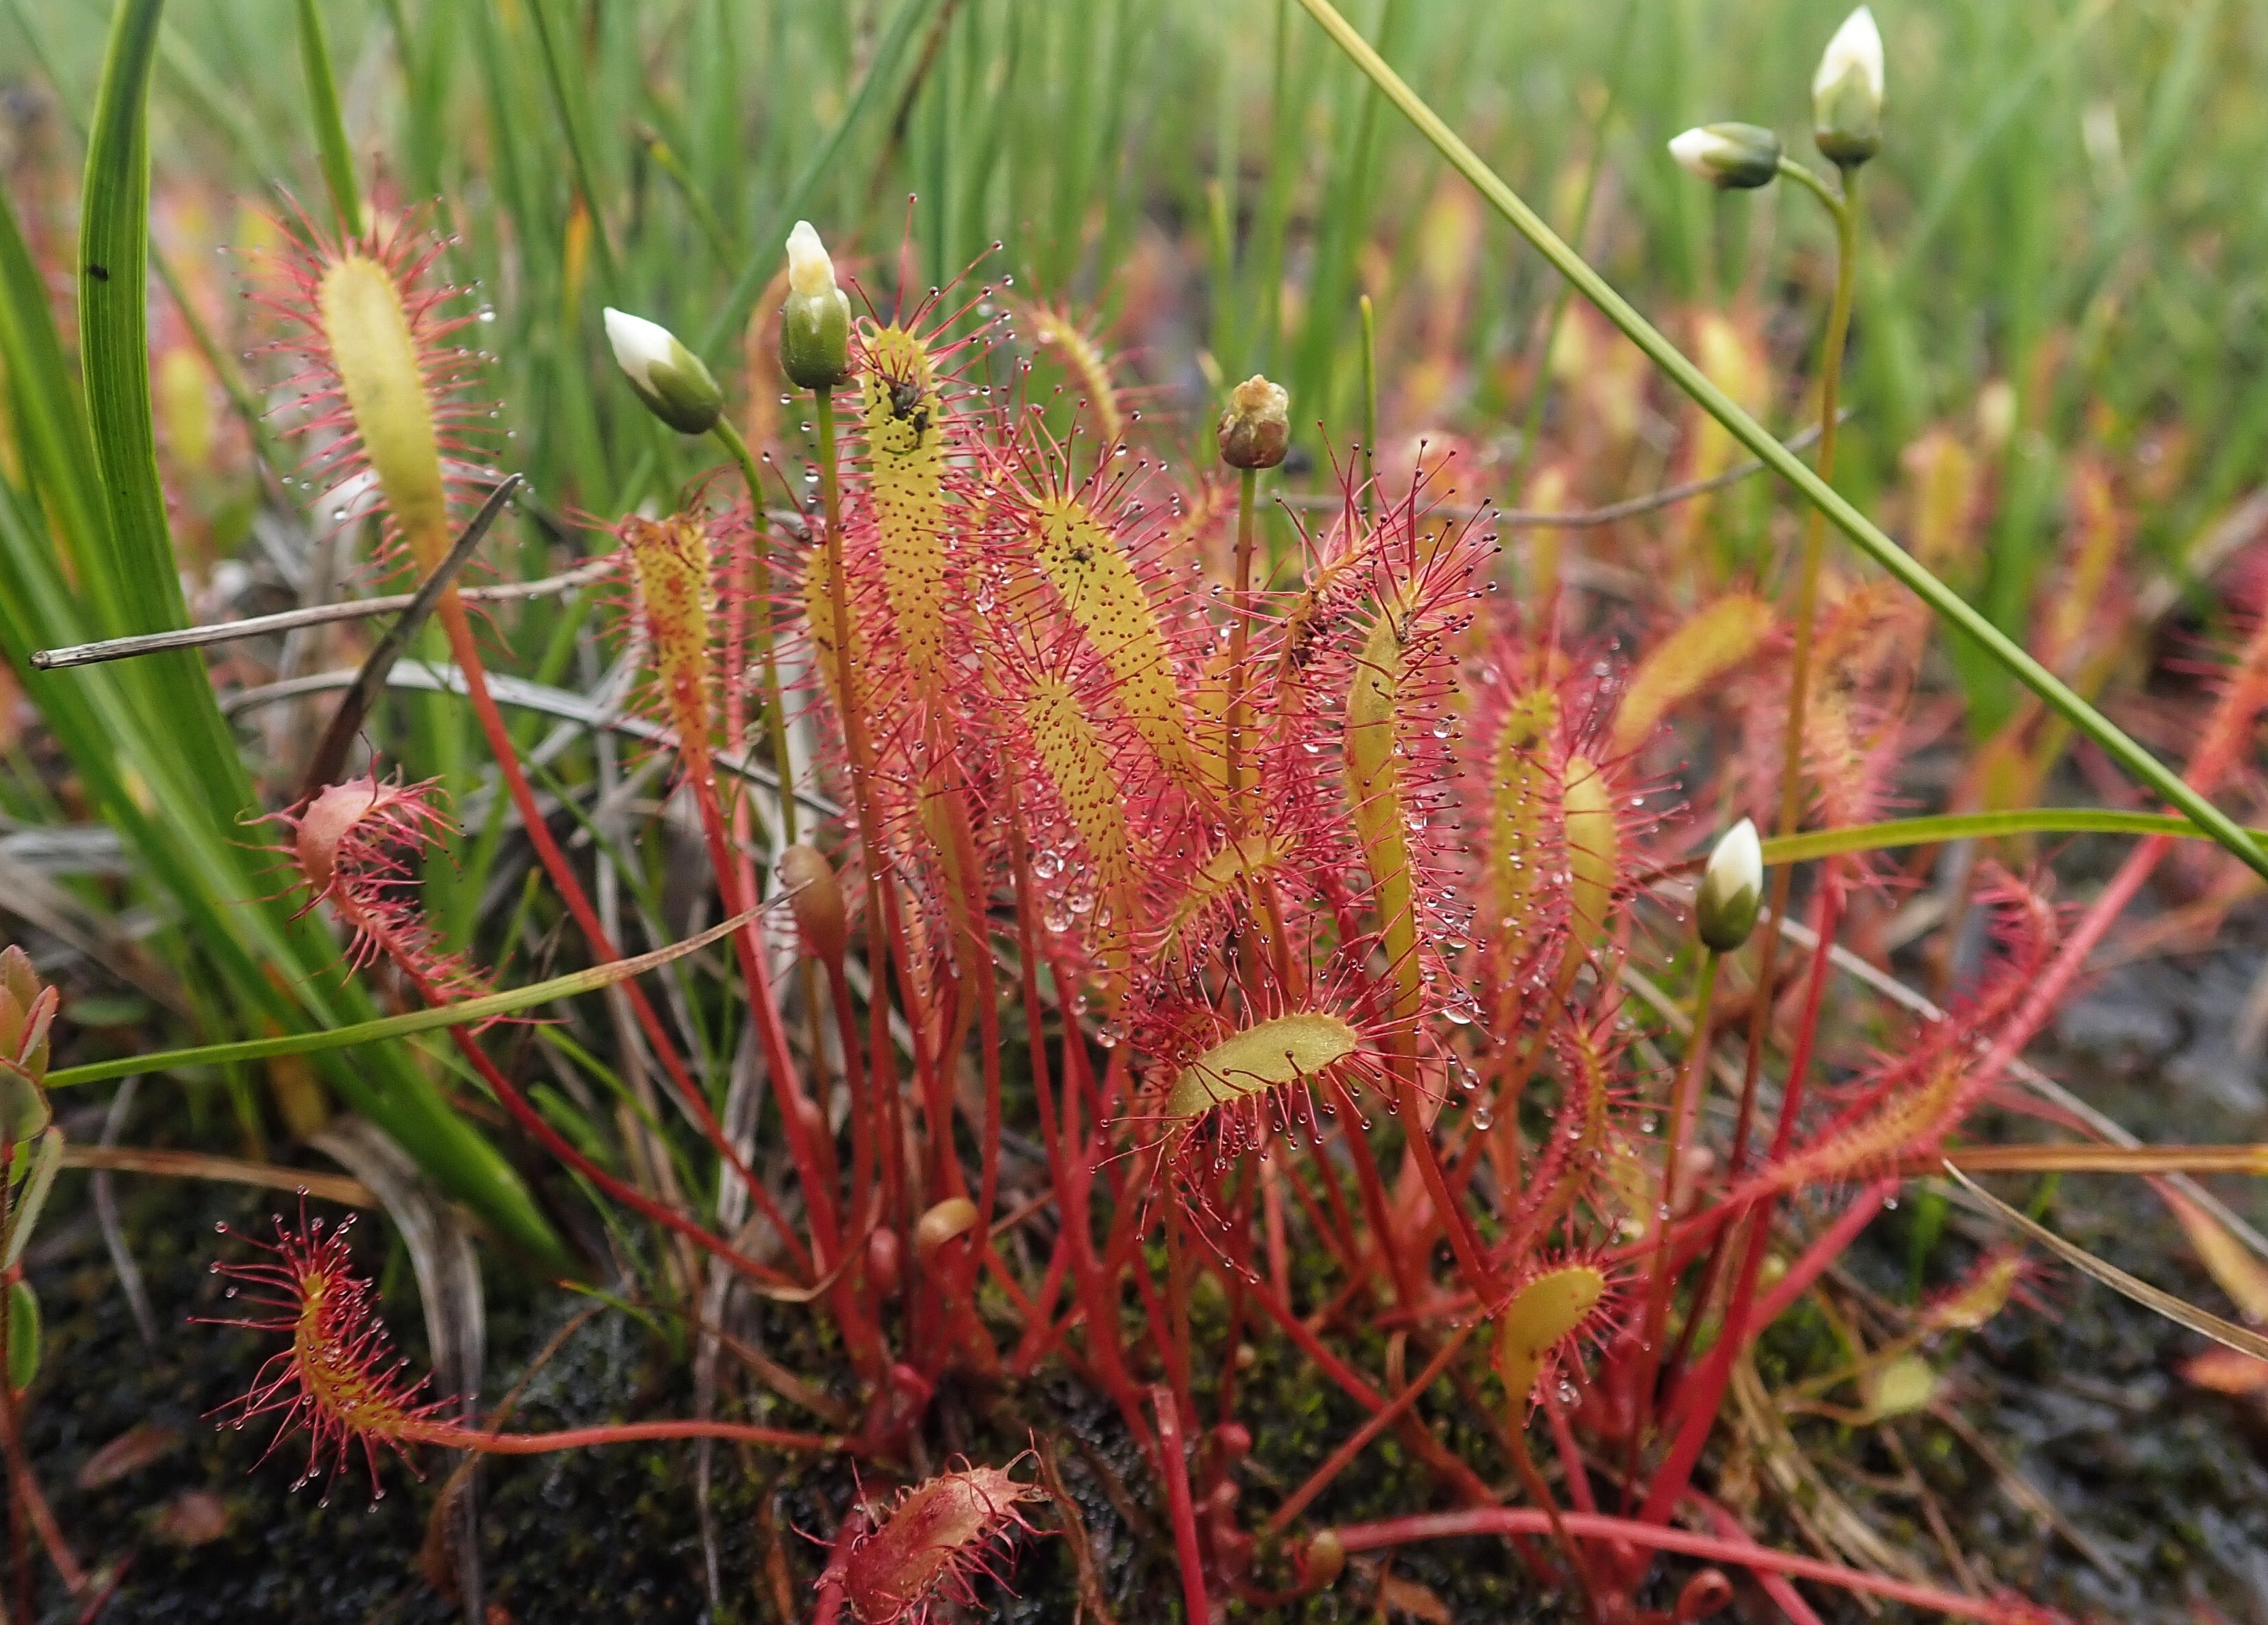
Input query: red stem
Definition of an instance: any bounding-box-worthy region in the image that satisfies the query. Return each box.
[809,1505,867,1625]
[690,767,841,1229]
[928,772,1003,1343]
[437,601,815,1276]
[0,1356,83,1597]
[1162,1201,1197,1420]
[407,1417,838,1455]
[1009,1229,1074,1374]
[1265,1321,1477,1535]
[1004,777,1143,1421]
[1323,1077,1424,1310]
[1642,1179,1893,1526]
[1695,1501,1827,1625]
[1153,1386,1214,1625]
[683,763,887,1375]
[1637,866,1844,1522]
[1328,1509,2035,1622]
[1240,1271,1495,1506]
[443,1022,805,1291]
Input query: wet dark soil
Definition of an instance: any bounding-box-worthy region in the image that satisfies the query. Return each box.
[16,936,2268,1623]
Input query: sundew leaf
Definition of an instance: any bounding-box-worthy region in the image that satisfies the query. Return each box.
[1493,1264,1606,1403]
[1609,592,1774,754]
[1164,1013,1361,1120]
[1031,495,1197,784]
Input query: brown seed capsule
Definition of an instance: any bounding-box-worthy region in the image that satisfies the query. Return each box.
[1675,1568,1736,1621]
[914,1196,979,1266]
[1217,374,1289,470]
[1298,1528,1347,1589]
[777,844,846,962]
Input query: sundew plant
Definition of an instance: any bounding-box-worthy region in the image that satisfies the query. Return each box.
[6,1,2268,1621]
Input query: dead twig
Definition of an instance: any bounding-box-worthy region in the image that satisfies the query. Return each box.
[298,475,523,797]
[91,1077,158,1347]
[56,1144,373,1207]
[30,495,602,671]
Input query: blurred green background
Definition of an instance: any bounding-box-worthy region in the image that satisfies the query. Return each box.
[8,0,2263,567]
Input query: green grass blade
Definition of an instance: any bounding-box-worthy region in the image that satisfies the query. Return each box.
[0,186,115,633]
[526,0,622,295]
[1756,809,2235,869]
[294,0,364,238]
[49,905,765,1090]
[1291,0,2268,885]
[1944,1162,2268,1365]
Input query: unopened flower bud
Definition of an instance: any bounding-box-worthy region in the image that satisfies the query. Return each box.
[0,947,55,1144]
[1695,818,1764,952]
[603,307,723,435]
[1217,374,1289,470]
[1812,7,1884,166]
[1668,123,1783,190]
[779,220,852,390]
[867,1228,903,1298]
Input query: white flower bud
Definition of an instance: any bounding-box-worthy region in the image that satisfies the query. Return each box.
[603,307,722,435]
[1668,124,1783,190]
[781,222,853,390]
[785,220,838,300]
[1695,818,1764,952]
[603,308,673,392]
[1812,7,1884,165]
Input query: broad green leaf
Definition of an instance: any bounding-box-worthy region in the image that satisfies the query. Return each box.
[2,1128,62,1269]
[5,1280,36,1392]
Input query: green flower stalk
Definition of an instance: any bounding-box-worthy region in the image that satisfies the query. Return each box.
[1637,820,1755,1439]
[1219,374,1289,814]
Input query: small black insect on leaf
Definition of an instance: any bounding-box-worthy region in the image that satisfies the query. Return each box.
[86,263,111,282]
